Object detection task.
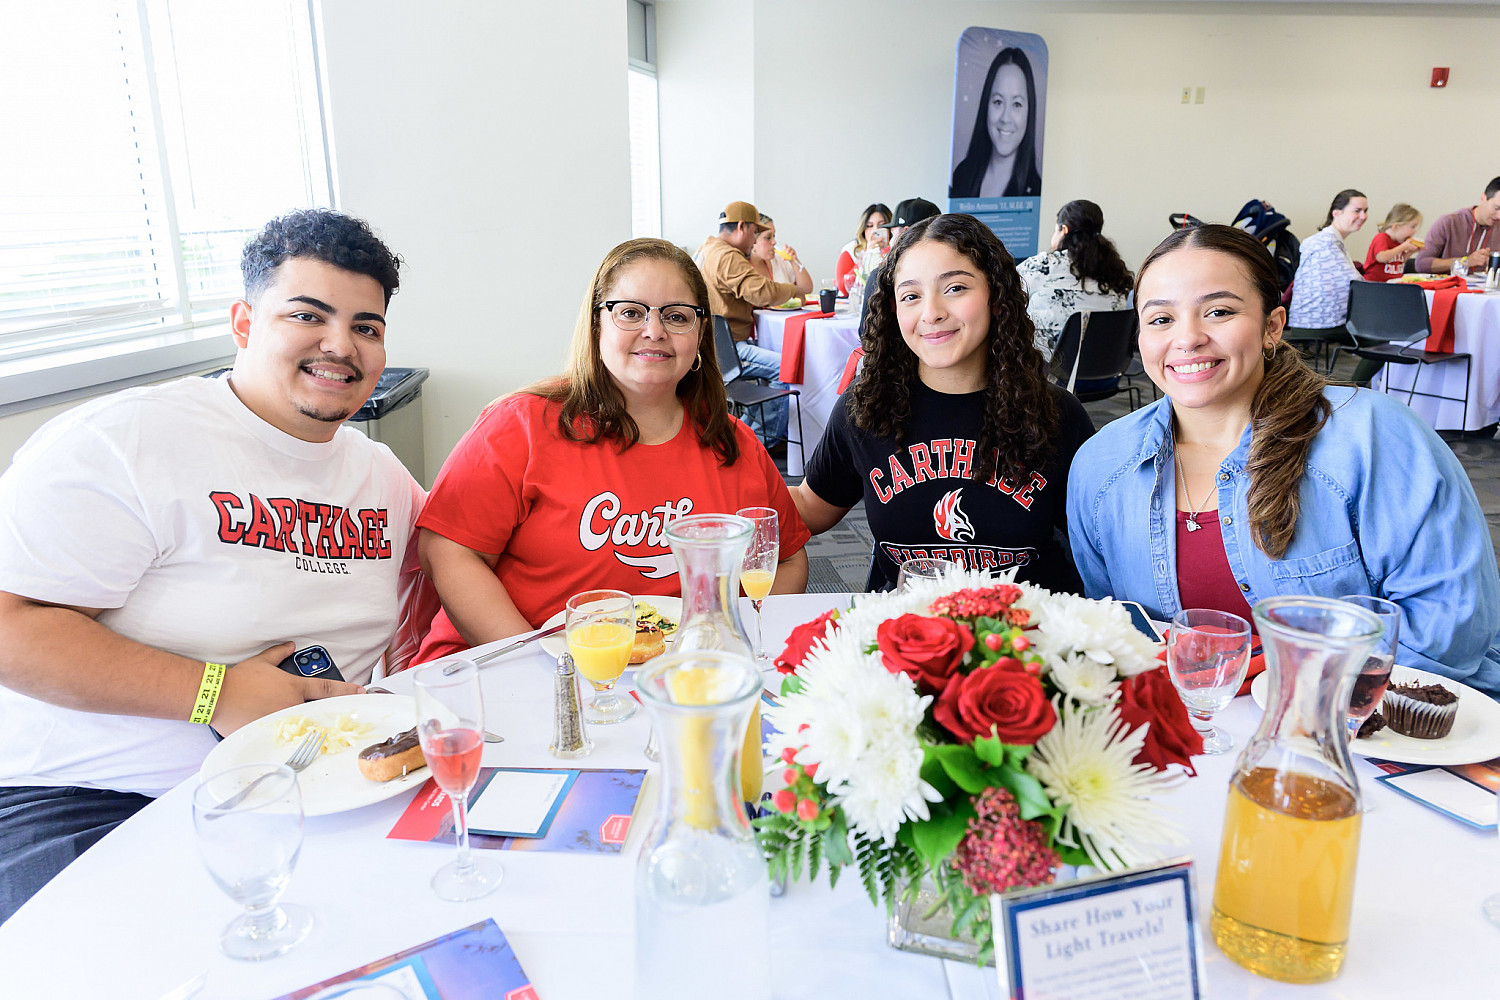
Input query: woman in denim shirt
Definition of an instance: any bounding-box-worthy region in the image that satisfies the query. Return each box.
[1067,225,1500,696]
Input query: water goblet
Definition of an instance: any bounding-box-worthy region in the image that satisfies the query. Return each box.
[192,762,312,960]
[895,556,955,593]
[736,506,779,667]
[566,589,638,724]
[1339,595,1398,741]
[1166,609,1253,754]
[414,657,503,901]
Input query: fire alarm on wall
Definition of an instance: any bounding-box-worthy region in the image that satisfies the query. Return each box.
[1432,67,1450,88]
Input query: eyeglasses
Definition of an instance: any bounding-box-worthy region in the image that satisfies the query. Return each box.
[601,300,705,335]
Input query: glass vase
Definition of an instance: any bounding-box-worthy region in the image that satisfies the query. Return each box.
[633,649,771,1000]
[886,865,1085,965]
[1211,595,1382,984]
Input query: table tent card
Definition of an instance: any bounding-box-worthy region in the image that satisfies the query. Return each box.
[388,768,645,853]
[276,919,536,1000]
[992,858,1204,999]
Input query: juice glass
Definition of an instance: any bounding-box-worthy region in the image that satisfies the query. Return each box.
[414,657,502,901]
[735,507,779,667]
[566,589,638,724]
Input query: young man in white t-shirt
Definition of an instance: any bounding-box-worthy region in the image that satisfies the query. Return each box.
[0,209,425,922]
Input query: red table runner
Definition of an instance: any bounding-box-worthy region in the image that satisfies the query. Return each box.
[1416,276,1483,353]
[837,347,866,393]
[777,309,833,383]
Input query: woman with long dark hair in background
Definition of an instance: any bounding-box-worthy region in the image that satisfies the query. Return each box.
[793,214,1093,593]
[1068,224,1500,694]
[949,47,1042,199]
[1017,199,1135,358]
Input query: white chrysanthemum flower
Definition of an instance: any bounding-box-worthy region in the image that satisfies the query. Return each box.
[832,738,942,845]
[1025,697,1186,870]
[1048,652,1120,705]
[1032,593,1161,678]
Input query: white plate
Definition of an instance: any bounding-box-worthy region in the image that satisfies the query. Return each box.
[199,694,428,816]
[538,595,683,659]
[1250,665,1500,766]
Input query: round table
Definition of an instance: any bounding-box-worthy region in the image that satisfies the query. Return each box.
[754,308,862,476]
[1375,290,1500,432]
[0,593,1494,998]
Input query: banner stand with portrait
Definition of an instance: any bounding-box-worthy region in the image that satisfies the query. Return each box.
[947,27,1049,259]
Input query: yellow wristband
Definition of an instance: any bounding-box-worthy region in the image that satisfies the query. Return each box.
[190,662,227,725]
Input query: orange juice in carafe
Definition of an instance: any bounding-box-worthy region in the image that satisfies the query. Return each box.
[1211,767,1361,983]
[1211,596,1382,985]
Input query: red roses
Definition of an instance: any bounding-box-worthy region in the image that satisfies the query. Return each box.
[1117,665,1203,774]
[877,615,974,693]
[934,664,1056,745]
[775,609,840,675]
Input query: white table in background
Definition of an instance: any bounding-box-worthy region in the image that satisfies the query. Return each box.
[754,307,862,476]
[1376,290,1500,432]
[1,593,1496,999]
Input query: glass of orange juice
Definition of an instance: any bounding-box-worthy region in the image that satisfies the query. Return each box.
[565,589,637,724]
[735,507,779,667]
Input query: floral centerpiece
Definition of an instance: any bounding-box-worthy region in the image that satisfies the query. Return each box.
[757,569,1202,963]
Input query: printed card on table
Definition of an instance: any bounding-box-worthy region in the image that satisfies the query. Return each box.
[275,919,536,1000]
[1372,755,1500,830]
[992,858,1204,999]
[388,768,645,853]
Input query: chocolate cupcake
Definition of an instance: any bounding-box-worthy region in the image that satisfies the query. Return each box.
[1381,681,1459,740]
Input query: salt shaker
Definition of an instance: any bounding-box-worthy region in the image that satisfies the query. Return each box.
[549,653,594,759]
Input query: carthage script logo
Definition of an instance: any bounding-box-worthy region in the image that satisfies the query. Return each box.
[933,489,975,542]
[579,491,692,579]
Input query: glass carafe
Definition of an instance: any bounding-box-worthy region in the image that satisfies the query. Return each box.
[1210,595,1382,984]
[633,649,772,1000]
[666,514,763,803]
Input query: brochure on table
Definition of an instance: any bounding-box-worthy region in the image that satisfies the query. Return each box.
[1372,755,1500,830]
[992,858,1203,999]
[275,919,536,1000]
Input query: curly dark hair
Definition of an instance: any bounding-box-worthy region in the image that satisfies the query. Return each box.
[1056,200,1133,297]
[241,208,404,306]
[847,213,1058,486]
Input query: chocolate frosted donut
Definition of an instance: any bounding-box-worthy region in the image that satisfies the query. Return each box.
[358,726,426,781]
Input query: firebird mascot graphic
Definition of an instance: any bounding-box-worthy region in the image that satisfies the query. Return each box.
[933,489,975,542]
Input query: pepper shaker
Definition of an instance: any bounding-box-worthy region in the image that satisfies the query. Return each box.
[549,653,594,759]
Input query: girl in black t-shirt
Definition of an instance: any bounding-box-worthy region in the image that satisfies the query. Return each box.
[792,213,1094,593]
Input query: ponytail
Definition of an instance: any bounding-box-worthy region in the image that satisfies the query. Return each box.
[1245,343,1331,558]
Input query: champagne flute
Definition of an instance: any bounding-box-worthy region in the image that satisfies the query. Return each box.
[192,762,312,960]
[1340,595,1398,741]
[566,589,638,724]
[736,506,779,666]
[896,556,955,592]
[1165,609,1252,754]
[414,657,502,901]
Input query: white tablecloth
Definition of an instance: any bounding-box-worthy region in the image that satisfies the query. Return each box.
[754,308,862,476]
[2,593,1496,999]
[1376,290,1500,432]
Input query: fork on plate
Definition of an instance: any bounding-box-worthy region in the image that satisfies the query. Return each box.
[212,729,324,812]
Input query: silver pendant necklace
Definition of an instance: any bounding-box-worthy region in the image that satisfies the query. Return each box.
[1174,451,1216,532]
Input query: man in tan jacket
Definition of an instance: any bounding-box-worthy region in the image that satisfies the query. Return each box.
[696,201,801,450]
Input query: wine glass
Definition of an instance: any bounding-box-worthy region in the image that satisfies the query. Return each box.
[192,762,312,960]
[1165,609,1253,754]
[414,657,503,901]
[736,506,779,667]
[566,589,638,724]
[1340,595,1398,741]
[895,556,955,592]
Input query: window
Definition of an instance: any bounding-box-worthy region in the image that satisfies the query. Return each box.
[626,1,661,239]
[0,0,331,394]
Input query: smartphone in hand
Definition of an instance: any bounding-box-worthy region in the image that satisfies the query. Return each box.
[277,645,345,683]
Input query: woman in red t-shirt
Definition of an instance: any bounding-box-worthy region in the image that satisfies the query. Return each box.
[413,239,811,661]
[1361,203,1423,282]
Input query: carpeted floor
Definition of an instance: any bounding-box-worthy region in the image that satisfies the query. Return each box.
[788,357,1500,594]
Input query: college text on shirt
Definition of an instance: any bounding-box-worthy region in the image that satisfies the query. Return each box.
[867,437,1048,509]
[210,491,394,575]
[579,493,695,580]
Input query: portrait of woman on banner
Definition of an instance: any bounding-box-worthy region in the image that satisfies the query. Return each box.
[949,46,1043,200]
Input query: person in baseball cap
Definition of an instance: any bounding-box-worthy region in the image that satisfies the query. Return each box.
[882,198,941,245]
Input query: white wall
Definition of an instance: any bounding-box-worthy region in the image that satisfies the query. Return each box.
[661,0,1500,279]
[319,0,633,483]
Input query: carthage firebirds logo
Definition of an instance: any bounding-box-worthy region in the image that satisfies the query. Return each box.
[933,489,975,542]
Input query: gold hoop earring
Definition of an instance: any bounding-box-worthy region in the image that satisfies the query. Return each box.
[692,353,703,371]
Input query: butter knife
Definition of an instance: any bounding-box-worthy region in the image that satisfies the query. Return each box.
[460,622,567,671]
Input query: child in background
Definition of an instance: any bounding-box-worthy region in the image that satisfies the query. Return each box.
[1362,204,1423,282]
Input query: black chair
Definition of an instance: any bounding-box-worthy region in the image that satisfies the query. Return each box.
[1281,325,1347,374]
[1049,310,1142,410]
[711,315,804,463]
[1331,281,1471,430]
